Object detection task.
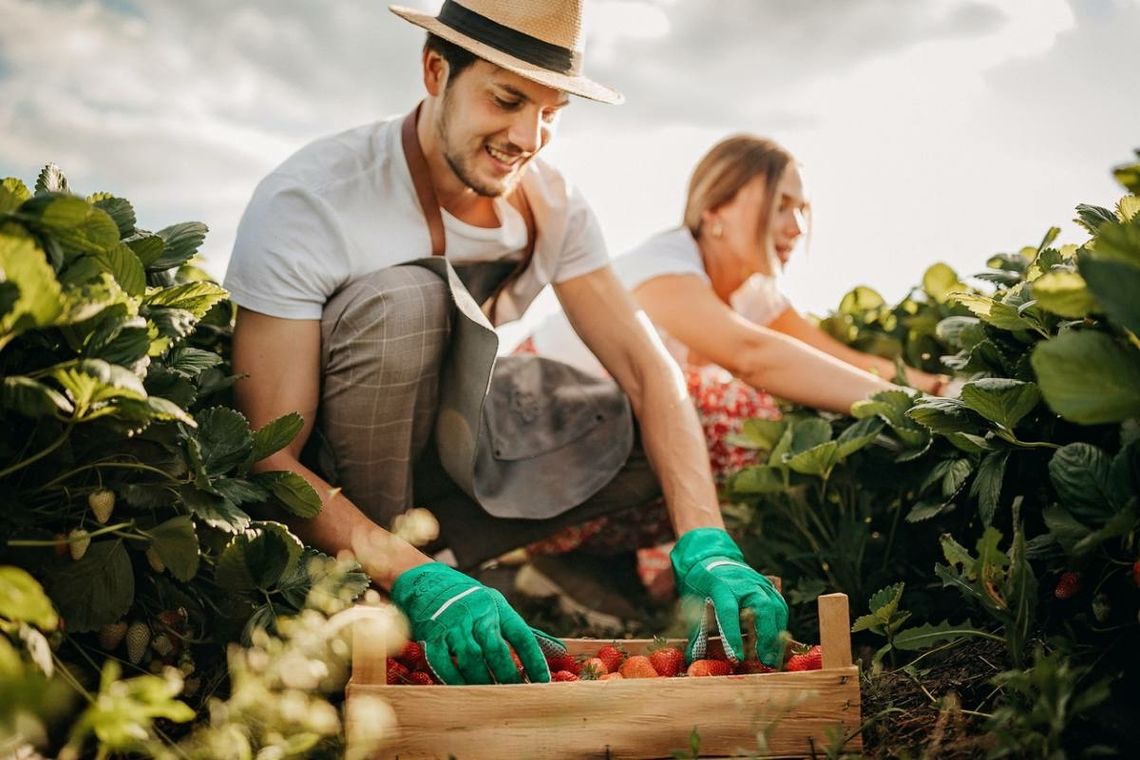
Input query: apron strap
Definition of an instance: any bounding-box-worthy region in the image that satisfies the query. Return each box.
[401,103,538,321]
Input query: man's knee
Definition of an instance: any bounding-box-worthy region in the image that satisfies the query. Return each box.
[321,265,452,379]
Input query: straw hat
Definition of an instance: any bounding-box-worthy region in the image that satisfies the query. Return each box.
[389,0,623,105]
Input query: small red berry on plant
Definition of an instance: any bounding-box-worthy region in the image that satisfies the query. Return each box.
[1054,571,1081,600]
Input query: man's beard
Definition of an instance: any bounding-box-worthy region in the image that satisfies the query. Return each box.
[438,94,526,197]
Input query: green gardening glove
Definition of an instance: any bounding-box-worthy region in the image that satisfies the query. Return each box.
[390,562,564,684]
[670,528,788,667]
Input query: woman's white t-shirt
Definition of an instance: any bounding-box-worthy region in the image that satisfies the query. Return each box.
[532,227,790,376]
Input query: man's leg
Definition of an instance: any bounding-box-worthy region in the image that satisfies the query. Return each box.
[317,265,451,529]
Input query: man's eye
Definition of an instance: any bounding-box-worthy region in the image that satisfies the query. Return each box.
[495,97,521,110]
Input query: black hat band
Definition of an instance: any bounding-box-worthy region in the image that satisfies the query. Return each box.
[437,0,581,75]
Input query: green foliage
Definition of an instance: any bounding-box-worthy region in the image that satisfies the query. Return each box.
[729,152,1140,755]
[0,165,371,757]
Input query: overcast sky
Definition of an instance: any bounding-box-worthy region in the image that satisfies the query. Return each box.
[1,0,1137,324]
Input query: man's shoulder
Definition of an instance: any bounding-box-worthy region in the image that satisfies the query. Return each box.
[264,117,403,197]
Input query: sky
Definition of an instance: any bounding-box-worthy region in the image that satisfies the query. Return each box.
[1,0,1137,327]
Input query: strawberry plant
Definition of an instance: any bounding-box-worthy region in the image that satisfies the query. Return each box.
[0,165,370,757]
[729,150,1140,755]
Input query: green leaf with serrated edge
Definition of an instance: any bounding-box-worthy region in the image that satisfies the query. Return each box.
[0,567,59,630]
[1032,270,1098,318]
[785,440,840,478]
[936,316,984,350]
[143,281,226,319]
[1118,195,1140,222]
[1074,204,1118,235]
[166,346,222,378]
[1108,441,1138,508]
[908,397,984,435]
[730,465,785,494]
[34,164,68,194]
[1048,443,1116,524]
[922,262,961,303]
[975,527,1010,610]
[19,195,120,254]
[940,534,975,576]
[893,620,988,651]
[971,450,1009,527]
[179,485,251,533]
[124,233,164,268]
[988,252,1030,273]
[212,476,269,506]
[944,432,995,455]
[1072,503,1138,557]
[1091,217,1140,265]
[1,376,75,418]
[834,416,883,458]
[838,285,884,315]
[949,292,1035,331]
[1079,256,1140,334]
[42,541,134,632]
[90,195,136,237]
[727,418,787,451]
[147,307,196,349]
[1,179,31,213]
[787,417,832,455]
[149,222,208,271]
[215,523,304,592]
[251,412,304,463]
[253,471,322,518]
[867,582,905,619]
[906,500,953,523]
[940,459,973,499]
[960,378,1041,430]
[1032,331,1140,424]
[147,516,199,581]
[193,406,253,477]
[0,235,63,344]
[768,424,795,466]
[93,243,145,297]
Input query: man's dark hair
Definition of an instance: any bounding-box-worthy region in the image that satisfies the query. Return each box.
[424,33,478,85]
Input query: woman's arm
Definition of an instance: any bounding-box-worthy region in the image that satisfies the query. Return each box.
[766,307,946,394]
[634,275,897,413]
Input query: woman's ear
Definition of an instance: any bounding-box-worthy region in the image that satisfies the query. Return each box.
[701,208,723,238]
[423,49,447,97]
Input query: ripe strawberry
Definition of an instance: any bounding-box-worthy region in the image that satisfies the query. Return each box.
[1131,560,1140,589]
[546,652,580,676]
[648,646,684,677]
[400,641,427,671]
[68,529,90,561]
[552,670,579,682]
[98,621,128,650]
[599,672,624,681]
[387,660,410,684]
[52,533,69,558]
[578,657,608,680]
[146,546,166,573]
[687,659,733,677]
[595,644,625,674]
[88,489,115,524]
[407,671,435,686]
[786,645,823,672]
[619,655,659,679]
[126,621,150,665]
[1054,571,1081,600]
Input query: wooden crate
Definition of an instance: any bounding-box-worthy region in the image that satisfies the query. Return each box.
[347,593,861,759]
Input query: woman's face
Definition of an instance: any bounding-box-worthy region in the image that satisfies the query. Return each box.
[707,164,807,276]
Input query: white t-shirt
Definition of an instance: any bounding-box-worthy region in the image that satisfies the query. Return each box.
[532,227,790,376]
[224,115,609,324]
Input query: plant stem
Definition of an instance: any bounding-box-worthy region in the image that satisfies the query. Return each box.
[35,459,179,492]
[7,520,134,547]
[0,424,73,480]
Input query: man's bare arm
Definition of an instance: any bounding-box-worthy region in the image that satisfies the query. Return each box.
[552,267,723,535]
[231,307,430,589]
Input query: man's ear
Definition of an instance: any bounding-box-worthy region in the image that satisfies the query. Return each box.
[423,48,447,97]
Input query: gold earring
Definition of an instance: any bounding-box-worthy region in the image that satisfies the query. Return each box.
[711,222,724,238]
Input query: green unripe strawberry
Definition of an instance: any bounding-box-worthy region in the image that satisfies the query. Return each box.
[87,489,115,524]
[126,621,150,665]
[98,621,128,650]
[68,529,90,561]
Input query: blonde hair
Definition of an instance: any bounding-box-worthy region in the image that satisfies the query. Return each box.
[683,135,795,241]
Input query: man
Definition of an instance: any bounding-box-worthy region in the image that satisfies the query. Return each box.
[226,0,787,685]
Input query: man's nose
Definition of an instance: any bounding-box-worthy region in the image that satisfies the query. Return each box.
[508,109,544,154]
[788,208,805,237]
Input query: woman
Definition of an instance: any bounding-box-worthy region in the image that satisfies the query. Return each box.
[515,135,947,608]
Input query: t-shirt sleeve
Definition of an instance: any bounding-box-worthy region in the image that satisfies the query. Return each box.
[731,274,791,326]
[611,229,711,292]
[550,184,610,283]
[223,183,348,320]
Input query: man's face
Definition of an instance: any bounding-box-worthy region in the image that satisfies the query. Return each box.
[436,59,569,197]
